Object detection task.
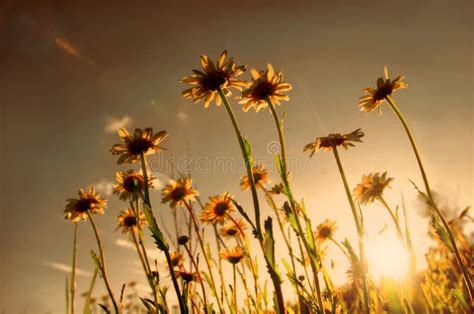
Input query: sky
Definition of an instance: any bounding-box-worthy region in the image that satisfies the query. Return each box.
[1,0,473,312]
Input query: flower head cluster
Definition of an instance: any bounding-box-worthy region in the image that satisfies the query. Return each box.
[353,172,393,204]
[180,50,248,108]
[64,187,107,222]
[110,128,168,164]
[240,64,292,112]
[358,67,407,113]
[303,129,364,157]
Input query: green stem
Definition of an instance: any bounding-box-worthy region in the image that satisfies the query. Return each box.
[131,229,159,310]
[87,212,119,313]
[139,153,187,314]
[332,147,370,314]
[217,88,262,237]
[377,196,404,240]
[386,95,473,302]
[70,223,78,314]
[217,88,284,312]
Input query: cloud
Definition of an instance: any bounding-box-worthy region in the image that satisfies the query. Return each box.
[42,261,92,277]
[177,111,188,122]
[92,179,114,196]
[115,239,134,249]
[105,116,132,134]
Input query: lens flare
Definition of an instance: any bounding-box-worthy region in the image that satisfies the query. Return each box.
[366,233,409,282]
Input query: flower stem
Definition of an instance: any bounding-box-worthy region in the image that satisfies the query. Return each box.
[217,88,262,237]
[217,88,285,313]
[332,147,370,314]
[377,196,403,240]
[183,243,208,310]
[70,223,78,314]
[131,229,159,310]
[385,95,473,302]
[139,153,188,314]
[183,200,222,312]
[233,264,237,312]
[87,212,119,313]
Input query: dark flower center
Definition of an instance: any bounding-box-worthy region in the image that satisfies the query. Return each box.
[228,255,243,264]
[123,216,137,227]
[225,227,238,236]
[127,138,153,155]
[123,175,144,192]
[200,70,228,91]
[373,83,394,101]
[75,198,94,213]
[214,202,229,216]
[171,187,187,201]
[251,81,275,100]
[253,172,262,184]
[319,226,332,238]
[180,271,194,282]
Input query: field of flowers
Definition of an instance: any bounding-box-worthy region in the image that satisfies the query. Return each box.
[62,51,473,313]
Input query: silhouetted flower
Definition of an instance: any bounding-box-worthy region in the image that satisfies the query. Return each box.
[219,218,247,238]
[180,50,248,108]
[240,165,269,191]
[315,219,337,242]
[114,170,152,201]
[200,192,235,225]
[304,129,364,157]
[358,67,407,113]
[220,246,245,264]
[110,128,168,164]
[65,187,106,222]
[353,172,393,205]
[116,208,146,233]
[240,64,292,112]
[161,178,198,208]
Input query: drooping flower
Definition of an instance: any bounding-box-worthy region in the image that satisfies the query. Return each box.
[358,67,407,113]
[116,208,146,234]
[161,178,198,208]
[110,128,168,164]
[180,50,248,108]
[114,170,153,201]
[315,219,337,242]
[240,165,269,191]
[220,246,246,264]
[219,218,247,238]
[200,192,235,225]
[353,172,394,205]
[64,187,107,222]
[303,129,364,157]
[239,63,292,112]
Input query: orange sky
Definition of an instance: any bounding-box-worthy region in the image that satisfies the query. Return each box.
[1,0,472,312]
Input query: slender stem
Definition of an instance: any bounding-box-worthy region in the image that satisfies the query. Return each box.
[217,88,262,237]
[386,95,473,301]
[87,212,119,313]
[70,223,78,314]
[377,196,403,240]
[139,153,187,314]
[183,200,223,312]
[213,226,232,310]
[233,264,237,312]
[266,97,288,172]
[183,244,208,310]
[332,147,370,314]
[131,229,159,310]
[83,268,98,314]
[217,87,284,313]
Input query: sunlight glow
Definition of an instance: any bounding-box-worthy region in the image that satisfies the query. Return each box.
[366,233,409,282]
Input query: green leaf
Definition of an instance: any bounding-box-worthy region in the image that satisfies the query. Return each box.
[263,217,276,268]
[231,198,257,236]
[90,250,104,278]
[451,288,470,312]
[143,203,169,251]
[242,136,254,168]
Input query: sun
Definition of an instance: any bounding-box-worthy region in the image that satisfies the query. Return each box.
[366,233,409,282]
